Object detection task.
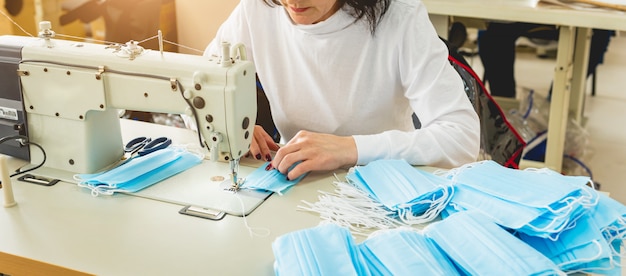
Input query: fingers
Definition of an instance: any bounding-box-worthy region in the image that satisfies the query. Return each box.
[270,131,357,180]
[249,125,279,161]
[269,152,311,181]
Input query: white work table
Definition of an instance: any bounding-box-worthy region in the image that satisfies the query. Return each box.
[423,0,626,171]
[0,119,343,275]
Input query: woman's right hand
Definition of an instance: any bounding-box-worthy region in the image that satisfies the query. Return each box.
[248,125,280,162]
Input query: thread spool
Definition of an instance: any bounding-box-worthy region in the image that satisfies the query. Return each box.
[0,155,17,208]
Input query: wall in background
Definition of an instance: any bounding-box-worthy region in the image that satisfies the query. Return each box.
[175,1,238,55]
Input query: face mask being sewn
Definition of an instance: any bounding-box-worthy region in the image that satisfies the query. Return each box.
[239,162,306,195]
[424,210,564,276]
[75,147,203,196]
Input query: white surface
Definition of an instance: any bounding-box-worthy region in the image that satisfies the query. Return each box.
[0,120,337,275]
[116,119,272,216]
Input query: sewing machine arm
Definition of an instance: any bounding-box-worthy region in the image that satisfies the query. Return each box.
[0,34,256,175]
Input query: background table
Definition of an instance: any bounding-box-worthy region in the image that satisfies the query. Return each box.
[423,0,626,170]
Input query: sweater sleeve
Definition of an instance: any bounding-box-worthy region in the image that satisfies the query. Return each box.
[353,1,480,169]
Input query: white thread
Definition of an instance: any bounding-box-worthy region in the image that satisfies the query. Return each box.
[4,20,205,55]
[163,39,205,54]
[1,11,206,54]
[233,191,270,238]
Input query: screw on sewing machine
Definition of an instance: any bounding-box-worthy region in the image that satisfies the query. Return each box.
[193,97,205,109]
[170,79,177,91]
[96,66,105,80]
[242,117,250,129]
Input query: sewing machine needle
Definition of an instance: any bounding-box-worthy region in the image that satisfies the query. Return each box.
[230,158,240,189]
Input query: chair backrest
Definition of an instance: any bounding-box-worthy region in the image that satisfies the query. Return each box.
[445,41,526,168]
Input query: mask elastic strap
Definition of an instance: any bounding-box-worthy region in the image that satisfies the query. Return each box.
[434,161,477,182]
[325,181,403,231]
[526,214,568,237]
[525,214,578,242]
[556,240,605,272]
[298,180,406,236]
[602,224,626,261]
[397,185,453,225]
[546,190,592,215]
[77,182,116,197]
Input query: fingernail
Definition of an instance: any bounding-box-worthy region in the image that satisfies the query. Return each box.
[286,176,290,181]
[265,163,273,171]
[255,154,262,160]
[265,154,272,162]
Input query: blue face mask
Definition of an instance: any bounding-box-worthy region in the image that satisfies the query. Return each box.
[519,213,618,275]
[239,162,306,195]
[590,191,626,247]
[440,160,598,240]
[272,223,369,276]
[424,210,563,276]
[358,228,459,275]
[75,147,203,196]
[346,159,453,225]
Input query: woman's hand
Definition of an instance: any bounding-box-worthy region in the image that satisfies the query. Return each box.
[249,125,280,162]
[270,130,357,180]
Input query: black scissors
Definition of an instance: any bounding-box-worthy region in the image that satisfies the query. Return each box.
[123,136,172,159]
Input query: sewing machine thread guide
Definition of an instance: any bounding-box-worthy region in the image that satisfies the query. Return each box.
[179,205,226,221]
[17,174,60,186]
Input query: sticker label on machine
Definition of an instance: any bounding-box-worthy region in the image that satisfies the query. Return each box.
[0,106,18,120]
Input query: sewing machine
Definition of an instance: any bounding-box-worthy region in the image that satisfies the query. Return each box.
[0,22,256,189]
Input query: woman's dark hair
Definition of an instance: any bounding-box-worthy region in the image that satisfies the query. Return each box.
[262,0,392,34]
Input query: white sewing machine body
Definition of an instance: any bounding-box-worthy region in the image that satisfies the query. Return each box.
[0,34,256,175]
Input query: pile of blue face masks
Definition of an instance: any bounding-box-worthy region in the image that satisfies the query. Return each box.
[425,210,563,275]
[296,159,454,236]
[295,159,626,275]
[438,160,625,274]
[358,227,459,275]
[75,147,203,196]
[272,223,369,275]
[441,160,598,240]
[272,223,458,275]
[518,213,619,274]
[273,211,563,275]
[345,159,453,224]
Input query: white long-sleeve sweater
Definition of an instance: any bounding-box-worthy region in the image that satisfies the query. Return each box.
[205,0,480,168]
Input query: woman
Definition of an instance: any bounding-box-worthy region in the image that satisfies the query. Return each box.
[205,0,480,180]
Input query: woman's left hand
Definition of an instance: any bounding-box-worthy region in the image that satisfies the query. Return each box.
[269,130,357,180]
